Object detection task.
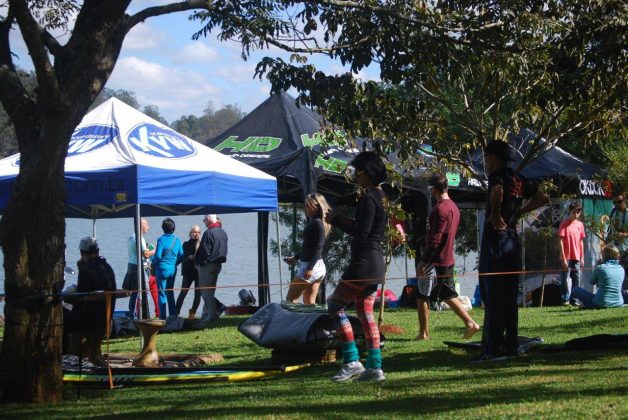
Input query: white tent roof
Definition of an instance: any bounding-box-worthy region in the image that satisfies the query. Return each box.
[0,98,277,218]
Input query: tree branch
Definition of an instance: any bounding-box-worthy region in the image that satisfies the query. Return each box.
[126,0,211,28]
[8,0,60,106]
[0,4,33,124]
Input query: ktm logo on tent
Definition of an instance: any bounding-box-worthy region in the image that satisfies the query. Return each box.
[67,124,118,157]
[128,123,196,158]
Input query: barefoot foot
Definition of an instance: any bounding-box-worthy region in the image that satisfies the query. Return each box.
[414,334,430,341]
[463,322,480,340]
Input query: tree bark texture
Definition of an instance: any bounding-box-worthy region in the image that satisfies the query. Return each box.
[0,117,70,403]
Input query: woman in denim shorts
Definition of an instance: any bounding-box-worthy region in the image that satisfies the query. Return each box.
[284,193,332,304]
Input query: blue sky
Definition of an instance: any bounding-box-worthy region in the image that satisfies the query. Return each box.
[5,2,378,124]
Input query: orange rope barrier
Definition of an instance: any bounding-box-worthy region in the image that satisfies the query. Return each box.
[78,265,596,297]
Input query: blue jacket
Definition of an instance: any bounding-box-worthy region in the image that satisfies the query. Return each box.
[591,260,624,308]
[152,233,183,272]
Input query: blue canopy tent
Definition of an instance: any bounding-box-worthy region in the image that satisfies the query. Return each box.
[0,98,278,316]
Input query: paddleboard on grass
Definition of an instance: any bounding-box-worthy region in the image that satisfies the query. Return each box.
[63,364,309,386]
[444,336,544,353]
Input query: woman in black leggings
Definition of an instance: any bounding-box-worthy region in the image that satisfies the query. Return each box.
[325,151,388,383]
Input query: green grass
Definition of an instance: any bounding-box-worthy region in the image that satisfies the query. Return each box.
[3,306,628,419]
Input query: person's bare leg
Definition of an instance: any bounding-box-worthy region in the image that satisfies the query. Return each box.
[285,278,307,303]
[302,281,321,305]
[445,297,480,339]
[414,298,430,340]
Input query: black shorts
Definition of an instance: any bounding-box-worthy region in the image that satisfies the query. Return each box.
[416,265,458,301]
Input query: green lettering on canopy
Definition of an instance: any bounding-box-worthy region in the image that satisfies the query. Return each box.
[214,136,282,152]
[247,136,282,152]
[315,155,348,174]
[301,133,323,147]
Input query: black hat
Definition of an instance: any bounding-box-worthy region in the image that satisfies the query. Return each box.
[484,140,515,162]
[350,151,388,185]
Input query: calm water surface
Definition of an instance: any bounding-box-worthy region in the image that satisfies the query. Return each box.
[0,213,476,314]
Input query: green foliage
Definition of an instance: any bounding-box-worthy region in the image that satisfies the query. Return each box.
[92,88,141,110]
[252,1,626,179]
[174,101,246,142]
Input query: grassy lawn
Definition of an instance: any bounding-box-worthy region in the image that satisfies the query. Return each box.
[2,306,627,419]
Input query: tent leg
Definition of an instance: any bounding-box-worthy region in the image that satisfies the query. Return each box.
[135,205,144,350]
[257,212,271,306]
[275,211,284,301]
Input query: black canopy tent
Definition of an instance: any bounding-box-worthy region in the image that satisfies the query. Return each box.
[468,129,608,198]
[206,93,436,304]
[206,92,366,205]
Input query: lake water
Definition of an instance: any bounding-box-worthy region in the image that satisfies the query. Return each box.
[0,213,477,315]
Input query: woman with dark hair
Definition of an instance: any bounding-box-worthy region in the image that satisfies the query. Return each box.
[325,151,388,383]
[152,217,184,319]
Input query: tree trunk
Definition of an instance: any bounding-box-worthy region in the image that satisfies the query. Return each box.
[0,117,70,403]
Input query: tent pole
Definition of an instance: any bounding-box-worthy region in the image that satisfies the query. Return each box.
[275,211,284,301]
[404,244,408,281]
[92,219,96,238]
[135,204,144,349]
[521,218,526,308]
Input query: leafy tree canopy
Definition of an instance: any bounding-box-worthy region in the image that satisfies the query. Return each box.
[244,0,625,179]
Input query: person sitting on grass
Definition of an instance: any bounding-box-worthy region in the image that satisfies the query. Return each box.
[571,245,625,309]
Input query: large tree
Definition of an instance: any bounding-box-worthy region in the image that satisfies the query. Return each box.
[0,0,301,403]
[249,1,625,179]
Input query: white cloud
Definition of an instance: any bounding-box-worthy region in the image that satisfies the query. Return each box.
[213,63,259,84]
[107,56,222,122]
[172,43,219,65]
[124,23,167,50]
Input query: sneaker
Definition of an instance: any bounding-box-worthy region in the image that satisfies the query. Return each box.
[470,353,508,363]
[354,368,385,382]
[331,361,365,383]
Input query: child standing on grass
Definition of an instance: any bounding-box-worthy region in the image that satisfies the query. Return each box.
[558,201,586,305]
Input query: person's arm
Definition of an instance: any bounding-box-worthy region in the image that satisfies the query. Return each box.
[520,190,549,215]
[558,236,567,269]
[326,210,355,235]
[589,266,600,286]
[152,237,163,265]
[488,184,507,230]
[176,239,184,265]
[421,208,447,266]
[579,238,585,265]
[306,220,325,271]
[327,195,377,238]
[352,195,377,240]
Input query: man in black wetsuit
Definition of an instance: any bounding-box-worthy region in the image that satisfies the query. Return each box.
[475,141,548,362]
